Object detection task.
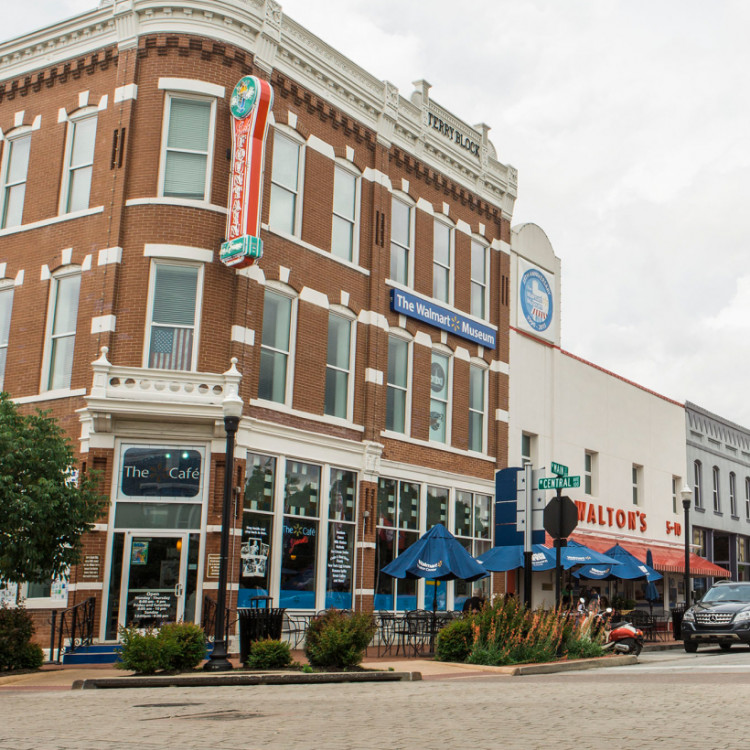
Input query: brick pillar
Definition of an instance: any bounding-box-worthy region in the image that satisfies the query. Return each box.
[354,479,378,613]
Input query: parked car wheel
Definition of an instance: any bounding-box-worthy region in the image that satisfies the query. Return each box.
[684,641,698,653]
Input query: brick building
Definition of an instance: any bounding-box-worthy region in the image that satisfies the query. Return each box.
[0,0,516,645]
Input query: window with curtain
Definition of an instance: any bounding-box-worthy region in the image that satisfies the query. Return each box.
[1,134,31,228]
[432,219,452,303]
[46,272,81,390]
[324,312,352,419]
[269,131,303,236]
[63,115,97,213]
[258,289,293,403]
[390,197,412,285]
[148,263,199,371]
[470,240,487,319]
[429,351,450,444]
[386,335,409,433]
[162,97,213,201]
[468,364,485,452]
[331,166,357,261]
[0,287,13,388]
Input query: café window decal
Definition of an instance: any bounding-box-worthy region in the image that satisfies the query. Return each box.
[120,447,203,498]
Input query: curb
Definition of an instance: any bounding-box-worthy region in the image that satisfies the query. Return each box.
[422,654,639,677]
[71,670,421,690]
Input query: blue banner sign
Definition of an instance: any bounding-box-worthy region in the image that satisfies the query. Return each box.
[390,289,496,349]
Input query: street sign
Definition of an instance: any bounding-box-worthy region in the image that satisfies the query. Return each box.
[551,462,568,476]
[543,495,579,539]
[538,475,580,490]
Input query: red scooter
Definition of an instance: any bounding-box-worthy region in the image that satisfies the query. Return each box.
[597,609,644,656]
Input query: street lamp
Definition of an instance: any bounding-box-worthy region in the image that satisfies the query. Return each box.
[204,369,243,671]
[681,483,693,608]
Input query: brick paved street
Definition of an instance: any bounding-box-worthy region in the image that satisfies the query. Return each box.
[2,654,750,750]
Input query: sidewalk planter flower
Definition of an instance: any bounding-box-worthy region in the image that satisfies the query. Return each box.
[437,598,604,667]
[304,610,377,669]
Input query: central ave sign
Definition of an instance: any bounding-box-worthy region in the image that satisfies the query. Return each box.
[538,475,581,490]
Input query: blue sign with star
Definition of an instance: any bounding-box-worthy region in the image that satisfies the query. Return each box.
[390,289,496,348]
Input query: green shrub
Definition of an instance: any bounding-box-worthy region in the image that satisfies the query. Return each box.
[0,605,42,671]
[565,636,605,659]
[246,638,291,669]
[304,610,377,668]
[116,627,169,674]
[158,623,206,671]
[117,623,207,674]
[435,617,474,663]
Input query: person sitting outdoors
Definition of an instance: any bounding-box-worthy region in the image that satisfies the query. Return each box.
[462,589,486,614]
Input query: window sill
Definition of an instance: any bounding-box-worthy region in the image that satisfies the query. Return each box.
[14,388,87,404]
[126,197,228,214]
[262,224,370,276]
[380,430,496,462]
[250,398,365,431]
[0,206,104,236]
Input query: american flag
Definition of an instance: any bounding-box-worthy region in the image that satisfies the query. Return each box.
[149,327,193,370]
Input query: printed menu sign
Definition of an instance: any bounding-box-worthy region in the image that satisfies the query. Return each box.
[132,592,173,619]
[327,526,352,585]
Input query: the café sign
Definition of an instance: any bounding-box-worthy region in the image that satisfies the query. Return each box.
[220,75,274,269]
[120,447,202,498]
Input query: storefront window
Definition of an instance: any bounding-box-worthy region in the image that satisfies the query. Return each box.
[326,468,356,608]
[455,492,493,608]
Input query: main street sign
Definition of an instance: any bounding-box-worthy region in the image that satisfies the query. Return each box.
[538,475,581,490]
[550,462,568,476]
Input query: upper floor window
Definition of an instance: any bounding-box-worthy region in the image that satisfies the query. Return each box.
[429,350,451,444]
[585,451,597,496]
[390,197,413,285]
[746,477,750,520]
[0,285,13,388]
[0,133,31,228]
[521,432,536,465]
[470,239,488,319]
[160,95,214,201]
[269,130,304,236]
[146,262,201,371]
[61,113,97,213]
[324,312,354,419]
[672,476,678,514]
[44,270,81,390]
[331,165,358,262]
[468,364,486,453]
[694,460,703,509]
[712,466,721,512]
[258,288,295,404]
[386,334,409,434]
[730,472,738,516]
[632,464,642,505]
[432,219,452,304]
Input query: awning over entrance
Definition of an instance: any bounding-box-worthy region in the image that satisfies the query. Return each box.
[568,533,730,578]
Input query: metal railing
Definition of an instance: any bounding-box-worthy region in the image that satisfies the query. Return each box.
[202,594,234,641]
[49,597,96,663]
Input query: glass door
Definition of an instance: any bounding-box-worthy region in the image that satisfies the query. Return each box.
[119,533,188,629]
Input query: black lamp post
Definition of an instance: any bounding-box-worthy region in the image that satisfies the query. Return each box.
[681,484,693,608]
[204,373,243,672]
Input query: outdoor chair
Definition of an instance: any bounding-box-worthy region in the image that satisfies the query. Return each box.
[627,609,657,641]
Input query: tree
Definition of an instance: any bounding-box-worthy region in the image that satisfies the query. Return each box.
[0,393,108,590]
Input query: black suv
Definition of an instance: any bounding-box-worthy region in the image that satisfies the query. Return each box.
[681,580,750,652]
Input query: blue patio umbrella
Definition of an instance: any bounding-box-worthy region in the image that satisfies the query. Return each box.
[644,549,660,613]
[574,544,662,582]
[475,544,558,572]
[381,523,488,612]
[559,541,621,569]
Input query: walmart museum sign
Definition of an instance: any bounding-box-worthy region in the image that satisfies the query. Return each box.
[390,289,496,349]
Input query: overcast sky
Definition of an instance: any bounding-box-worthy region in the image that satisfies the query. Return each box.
[4,1,750,426]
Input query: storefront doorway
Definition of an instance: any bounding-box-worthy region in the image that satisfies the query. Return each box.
[105,531,199,637]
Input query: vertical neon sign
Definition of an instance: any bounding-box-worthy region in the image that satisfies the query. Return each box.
[220,76,274,269]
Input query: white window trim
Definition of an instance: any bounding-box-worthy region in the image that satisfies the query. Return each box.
[470,237,489,320]
[257,282,298,408]
[325,306,357,421]
[713,465,721,512]
[730,472,737,516]
[389,192,415,288]
[270,126,306,238]
[694,460,703,509]
[468,359,487,454]
[331,160,361,265]
[386,329,412,436]
[142,259,204,371]
[429,346,452,446]
[432,216,454,306]
[632,464,642,506]
[157,77,225,99]
[0,282,14,389]
[58,107,98,216]
[0,127,32,229]
[40,265,81,393]
[157,92,217,203]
